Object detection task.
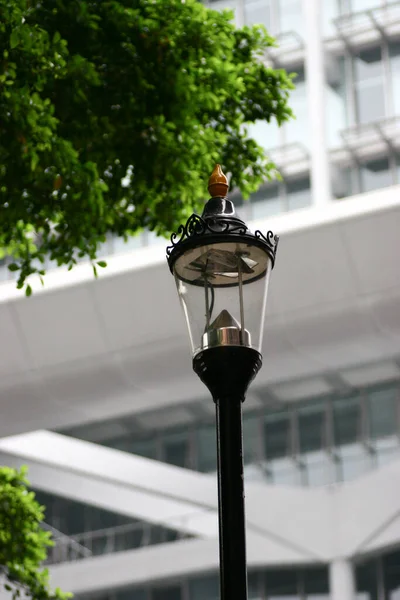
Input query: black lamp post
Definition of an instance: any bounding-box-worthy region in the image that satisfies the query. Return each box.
[166,165,279,600]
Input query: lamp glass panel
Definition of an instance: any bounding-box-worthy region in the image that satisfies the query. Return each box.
[173,241,271,356]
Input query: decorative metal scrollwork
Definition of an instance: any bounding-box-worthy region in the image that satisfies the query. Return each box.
[254,230,279,255]
[167,212,279,270]
[166,213,248,258]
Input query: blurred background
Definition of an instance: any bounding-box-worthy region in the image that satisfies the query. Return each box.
[0,1,399,599]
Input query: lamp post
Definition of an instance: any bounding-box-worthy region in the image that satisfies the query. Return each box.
[166,165,279,600]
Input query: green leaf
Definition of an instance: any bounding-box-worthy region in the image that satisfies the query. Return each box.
[30,153,39,172]
[97,260,107,268]
[8,263,19,272]
[92,265,98,278]
[25,284,32,296]
[9,29,19,49]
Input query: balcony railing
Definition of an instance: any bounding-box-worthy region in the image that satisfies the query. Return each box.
[44,520,191,566]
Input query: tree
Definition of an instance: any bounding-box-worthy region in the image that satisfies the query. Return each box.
[0,0,293,292]
[0,466,69,600]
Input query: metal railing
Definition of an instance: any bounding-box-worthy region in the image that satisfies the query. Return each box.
[45,520,190,566]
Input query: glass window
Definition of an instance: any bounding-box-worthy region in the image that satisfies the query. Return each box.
[326,57,347,147]
[266,457,302,486]
[189,574,219,600]
[197,424,217,472]
[354,47,385,124]
[266,569,299,599]
[152,586,181,600]
[356,559,378,600]
[350,0,383,11]
[285,71,308,146]
[248,120,281,152]
[336,443,371,482]
[298,401,327,454]
[390,42,400,115]
[332,165,355,199]
[109,437,158,460]
[251,184,282,219]
[210,0,241,27]
[278,0,303,36]
[116,589,147,600]
[304,568,329,599]
[264,410,291,460]
[354,47,383,81]
[368,386,398,439]
[243,413,261,465]
[245,0,271,30]
[384,550,400,600]
[360,157,391,192]
[333,395,362,446]
[163,431,191,468]
[323,1,341,37]
[298,401,330,487]
[286,178,311,211]
[249,572,262,599]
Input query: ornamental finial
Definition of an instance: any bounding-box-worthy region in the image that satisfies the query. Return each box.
[208,164,229,198]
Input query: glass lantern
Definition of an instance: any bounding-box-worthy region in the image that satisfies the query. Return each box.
[167,165,278,358]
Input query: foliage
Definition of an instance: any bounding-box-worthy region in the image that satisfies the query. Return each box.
[0,0,294,291]
[0,466,70,600]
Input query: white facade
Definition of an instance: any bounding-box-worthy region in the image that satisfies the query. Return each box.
[1,1,400,600]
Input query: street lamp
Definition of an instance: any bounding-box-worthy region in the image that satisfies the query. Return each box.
[166,165,279,600]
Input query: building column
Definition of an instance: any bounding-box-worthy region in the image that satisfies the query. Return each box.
[302,0,332,207]
[329,558,356,600]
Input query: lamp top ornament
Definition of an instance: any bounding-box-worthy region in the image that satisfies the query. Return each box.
[166,164,279,274]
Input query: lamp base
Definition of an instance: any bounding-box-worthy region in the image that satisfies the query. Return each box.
[192,346,262,402]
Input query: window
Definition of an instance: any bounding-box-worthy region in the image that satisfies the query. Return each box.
[163,431,191,468]
[189,575,219,600]
[383,550,400,600]
[333,393,370,482]
[264,410,291,460]
[210,0,240,26]
[251,185,282,219]
[326,57,347,147]
[152,586,181,600]
[354,47,385,124]
[298,401,327,454]
[109,437,158,460]
[286,177,311,210]
[350,0,383,12]
[266,570,299,599]
[356,559,379,600]
[245,0,271,30]
[298,400,330,486]
[243,414,261,465]
[116,589,147,600]
[248,120,281,153]
[197,424,217,472]
[333,395,362,446]
[278,0,303,35]
[250,177,310,218]
[285,70,308,146]
[368,386,398,439]
[389,42,400,115]
[360,157,391,192]
[304,568,329,599]
[249,572,262,600]
[322,1,341,37]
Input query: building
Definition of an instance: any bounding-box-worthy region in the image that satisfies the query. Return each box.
[0,1,400,599]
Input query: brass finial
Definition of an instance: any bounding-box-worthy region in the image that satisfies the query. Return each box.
[208,164,229,198]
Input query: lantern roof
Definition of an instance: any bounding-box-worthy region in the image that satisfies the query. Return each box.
[166,165,279,273]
